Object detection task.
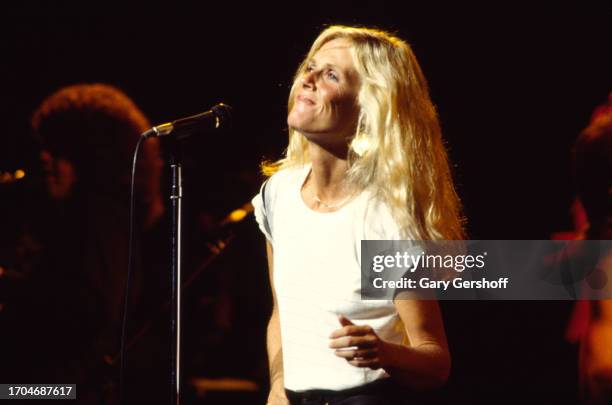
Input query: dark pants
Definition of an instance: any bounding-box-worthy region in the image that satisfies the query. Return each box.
[285,378,429,405]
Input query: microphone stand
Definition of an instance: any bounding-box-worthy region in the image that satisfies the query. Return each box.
[168,137,182,405]
[136,104,230,405]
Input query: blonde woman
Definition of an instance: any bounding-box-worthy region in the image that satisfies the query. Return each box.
[252,26,464,404]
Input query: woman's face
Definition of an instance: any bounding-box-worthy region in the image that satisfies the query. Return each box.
[287,37,361,147]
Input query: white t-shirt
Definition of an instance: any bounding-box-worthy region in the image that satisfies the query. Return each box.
[252,164,407,391]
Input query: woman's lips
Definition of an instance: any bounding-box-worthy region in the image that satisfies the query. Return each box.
[297,94,315,105]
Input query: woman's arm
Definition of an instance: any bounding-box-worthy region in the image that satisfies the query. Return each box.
[265,241,289,404]
[384,297,451,388]
[329,294,451,390]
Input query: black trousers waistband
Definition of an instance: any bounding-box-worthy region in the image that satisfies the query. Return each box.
[285,378,403,405]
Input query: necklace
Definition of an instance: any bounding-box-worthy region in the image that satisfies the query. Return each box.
[303,169,355,209]
[313,193,354,209]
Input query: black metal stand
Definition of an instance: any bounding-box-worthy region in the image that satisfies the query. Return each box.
[168,139,182,405]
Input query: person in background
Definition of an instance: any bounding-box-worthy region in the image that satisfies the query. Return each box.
[567,93,612,404]
[1,83,164,404]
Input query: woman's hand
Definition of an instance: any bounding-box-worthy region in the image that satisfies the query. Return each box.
[330,302,450,389]
[329,315,391,370]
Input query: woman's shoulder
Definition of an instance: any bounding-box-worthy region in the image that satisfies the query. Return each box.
[265,164,309,192]
[360,190,405,240]
[254,164,308,211]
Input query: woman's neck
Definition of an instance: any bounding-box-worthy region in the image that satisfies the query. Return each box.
[304,141,354,203]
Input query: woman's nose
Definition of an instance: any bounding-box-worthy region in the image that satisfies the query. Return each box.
[301,70,316,89]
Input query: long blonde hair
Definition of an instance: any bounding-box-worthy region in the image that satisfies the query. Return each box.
[265,26,464,240]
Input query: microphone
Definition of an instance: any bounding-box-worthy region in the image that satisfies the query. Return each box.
[142,103,232,139]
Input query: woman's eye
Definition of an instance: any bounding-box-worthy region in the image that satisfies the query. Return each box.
[305,65,314,73]
[326,70,339,82]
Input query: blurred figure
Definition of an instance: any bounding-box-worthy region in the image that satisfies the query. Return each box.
[568,93,612,404]
[0,84,164,404]
[32,83,163,225]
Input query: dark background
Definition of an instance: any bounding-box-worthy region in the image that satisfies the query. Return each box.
[0,2,610,403]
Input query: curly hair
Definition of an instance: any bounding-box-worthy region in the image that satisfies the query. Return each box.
[31,83,161,203]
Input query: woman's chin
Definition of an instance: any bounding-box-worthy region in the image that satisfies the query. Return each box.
[287,114,309,131]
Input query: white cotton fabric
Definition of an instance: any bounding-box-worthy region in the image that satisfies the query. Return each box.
[252,164,410,391]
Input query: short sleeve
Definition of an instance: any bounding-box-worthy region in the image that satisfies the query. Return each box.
[364,196,404,241]
[251,180,273,244]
